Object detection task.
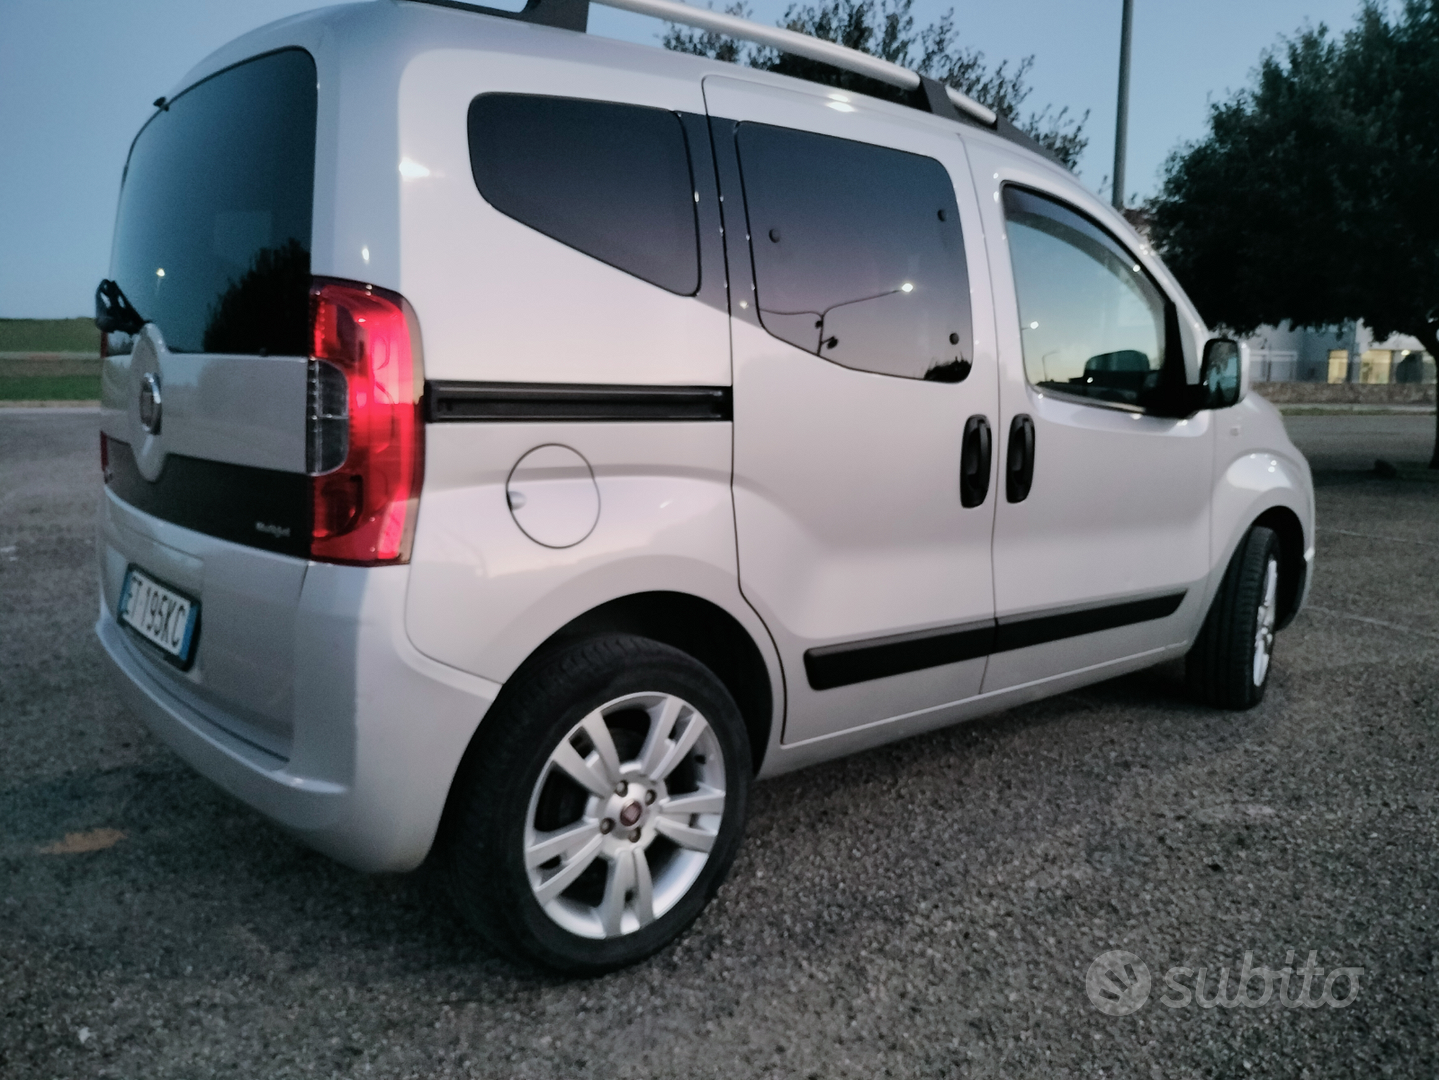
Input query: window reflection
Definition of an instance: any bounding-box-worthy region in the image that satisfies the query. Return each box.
[110,49,316,355]
[1002,187,1167,407]
[201,238,311,355]
[736,123,972,382]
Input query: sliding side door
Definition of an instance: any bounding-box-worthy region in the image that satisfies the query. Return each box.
[705,76,999,746]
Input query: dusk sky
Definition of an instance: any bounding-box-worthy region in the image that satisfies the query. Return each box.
[1,0,1368,317]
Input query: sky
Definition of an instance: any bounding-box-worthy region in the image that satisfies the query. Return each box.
[0,0,1372,318]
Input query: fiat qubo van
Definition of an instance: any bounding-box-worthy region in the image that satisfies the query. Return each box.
[95,0,1314,972]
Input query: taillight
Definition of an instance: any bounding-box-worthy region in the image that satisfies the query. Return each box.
[306,279,425,566]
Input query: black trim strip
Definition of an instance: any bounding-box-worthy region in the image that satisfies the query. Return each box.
[426,381,733,423]
[105,437,310,557]
[805,622,995,691]
[411,0,589,33]
[993,593,1186,653]
[803,591,1187,690]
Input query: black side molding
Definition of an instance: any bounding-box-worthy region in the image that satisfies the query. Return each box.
[804,591,1187,690]
[805,621,995,692]
[427,381,732,423]
[993,592,1186,653]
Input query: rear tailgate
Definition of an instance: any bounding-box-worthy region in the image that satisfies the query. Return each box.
[97,48,318,758]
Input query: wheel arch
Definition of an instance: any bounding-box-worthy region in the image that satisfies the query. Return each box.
[540,591,775,774]
[1210,445,1312,636]
[432,589,777,872]
[1251,505,1306,631]
[449,590,776,781]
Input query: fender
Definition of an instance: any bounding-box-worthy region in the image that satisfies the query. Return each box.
[404,419,787,765]
[1201,394,1315,633]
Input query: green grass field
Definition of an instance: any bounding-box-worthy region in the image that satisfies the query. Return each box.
[0,318,101,400]
[0,375,102,401]
[0,317,99,354]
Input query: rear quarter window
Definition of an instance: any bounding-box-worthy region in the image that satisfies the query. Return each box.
[110,48,317,356]
[467,94,701,296]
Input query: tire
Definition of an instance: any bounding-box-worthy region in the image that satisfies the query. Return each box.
[445,634,751,974]
[1186,525,1281,710]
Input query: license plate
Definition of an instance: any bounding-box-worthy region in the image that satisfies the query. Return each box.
[118,566,200,664]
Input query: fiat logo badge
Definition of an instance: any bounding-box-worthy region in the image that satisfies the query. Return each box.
[139,372,162,434]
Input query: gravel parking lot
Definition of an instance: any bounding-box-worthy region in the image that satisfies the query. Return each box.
[2,409,1436,1079]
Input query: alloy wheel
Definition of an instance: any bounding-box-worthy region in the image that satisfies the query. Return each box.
[1252,555,1279,687]
[523,692,726,939]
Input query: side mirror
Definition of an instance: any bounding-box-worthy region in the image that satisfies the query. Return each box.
[1200,339,1241,409]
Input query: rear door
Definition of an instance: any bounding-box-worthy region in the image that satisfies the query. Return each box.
[704,77,1000,746]
[965,144,1214,695]
[98,48,319,758]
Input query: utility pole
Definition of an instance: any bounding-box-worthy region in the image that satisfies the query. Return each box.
[1112,0,1134,211]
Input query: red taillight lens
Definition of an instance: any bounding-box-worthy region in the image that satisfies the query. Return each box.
[307,279,425,565]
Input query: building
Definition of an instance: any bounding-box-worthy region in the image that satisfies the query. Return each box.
[1240,321,1436,384]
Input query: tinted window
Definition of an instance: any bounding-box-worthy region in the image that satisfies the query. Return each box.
[1002,187,1168,408]
[735,123,971,381]
[110,49,317,355]
[468,95,700,295]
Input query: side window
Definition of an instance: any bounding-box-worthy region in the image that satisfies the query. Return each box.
[467,94,700,295]
[735,123,972,382]
[1002,186,1169,408]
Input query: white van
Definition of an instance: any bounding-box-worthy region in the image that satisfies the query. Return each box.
[95,0,1314,972]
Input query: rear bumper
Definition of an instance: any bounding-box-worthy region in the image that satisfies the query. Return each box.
[97,561,501,873]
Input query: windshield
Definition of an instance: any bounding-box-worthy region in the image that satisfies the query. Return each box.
[109,48,317,355]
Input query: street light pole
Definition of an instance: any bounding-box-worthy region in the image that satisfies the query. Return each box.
[1112,0,1134,210]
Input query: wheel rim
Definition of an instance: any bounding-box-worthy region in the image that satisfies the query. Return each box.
[1252,555,1279,687]
[523,692,726,940]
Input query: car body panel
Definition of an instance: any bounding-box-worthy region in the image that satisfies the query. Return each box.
[404,421,749,681]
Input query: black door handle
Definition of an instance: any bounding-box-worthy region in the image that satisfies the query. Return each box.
[1006,414,1035,503]
[960,415,991,508]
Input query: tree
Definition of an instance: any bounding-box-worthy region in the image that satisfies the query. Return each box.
[663,0,1088,169]
[1148,0,1439,467]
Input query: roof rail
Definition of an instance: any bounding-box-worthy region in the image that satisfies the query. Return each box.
[593,0,996,126]
[408,0,1029,137]
[416,0,592,33]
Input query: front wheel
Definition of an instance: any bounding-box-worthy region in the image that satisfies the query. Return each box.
[445,635,751,973]
[1186,525,1281,710]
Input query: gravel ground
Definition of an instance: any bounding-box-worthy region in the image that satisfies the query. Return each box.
[2,410,1436,1079]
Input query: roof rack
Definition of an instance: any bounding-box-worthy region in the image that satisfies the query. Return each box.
[595,0,995,126]
[410,0,1067,158]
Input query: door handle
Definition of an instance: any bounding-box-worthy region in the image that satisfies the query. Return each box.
[1006,414,1035,503]
[960,415,991,508]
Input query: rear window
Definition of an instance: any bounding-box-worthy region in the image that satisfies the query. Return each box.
[109,48,317,355]
[467,94,701,295]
